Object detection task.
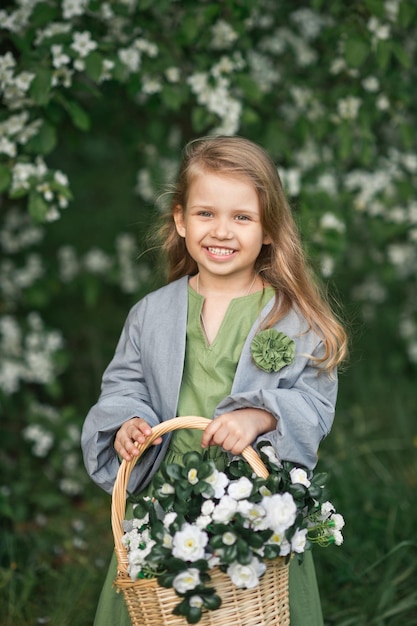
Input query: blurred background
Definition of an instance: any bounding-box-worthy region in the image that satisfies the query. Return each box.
[1,1,416,624]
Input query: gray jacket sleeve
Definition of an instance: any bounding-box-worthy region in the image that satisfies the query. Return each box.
[214,306,337,470]
[81,278,188,494]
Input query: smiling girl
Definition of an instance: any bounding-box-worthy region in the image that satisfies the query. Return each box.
[82,135,348,625]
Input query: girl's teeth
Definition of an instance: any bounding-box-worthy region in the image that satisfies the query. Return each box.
[208,248,233,256]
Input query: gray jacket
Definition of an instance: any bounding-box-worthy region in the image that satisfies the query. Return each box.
[81,276,337,494]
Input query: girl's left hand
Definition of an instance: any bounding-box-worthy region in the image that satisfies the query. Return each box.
[201,408,276,455]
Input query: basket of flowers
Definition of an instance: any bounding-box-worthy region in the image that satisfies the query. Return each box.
[111,416,344,625]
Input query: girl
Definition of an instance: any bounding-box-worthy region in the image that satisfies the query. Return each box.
[81,135,347,625]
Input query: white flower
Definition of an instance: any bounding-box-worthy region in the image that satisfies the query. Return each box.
[227,557,266,589]
[189,595,203,608]
[332,529,344,546]
[196,515,211,529]
[160,483,175,495]
[163,511,177,529]
[172,524,208,562]
[212,495,238,523]
[222,532,236,545]
[237,500,267,529]
[337,96,362,120]
[51,45,70,69]
[62,0,88,20]
[165,67,180,83]
[291,528,308,553]
[331,513,345,530]
[188,468,198,485]
[210,19,238,49]
[320,501,335,519]
[203,470,229,499]
[83,248,112,274]
[118,47,141,73]
[362,76,380,92]
[227,477,253,500]
[279,538,291,556]
[262,492,297,533]
[71,31,98,58]
[320,212,346,234]
[261,445,280,465]
[289,468,311,488]
[201,500,215,516]
[173,568,200,593]
[0,137,16,157]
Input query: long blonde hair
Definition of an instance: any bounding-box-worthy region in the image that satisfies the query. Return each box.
[157,135,348,372]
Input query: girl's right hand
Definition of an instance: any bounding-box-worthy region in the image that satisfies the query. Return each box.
[114,417,162,462]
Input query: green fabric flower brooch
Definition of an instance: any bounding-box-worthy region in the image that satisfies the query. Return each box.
[250,329,295,373]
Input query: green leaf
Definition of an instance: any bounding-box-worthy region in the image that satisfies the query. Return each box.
[66,100,91,131]
[184,451,203,469]
[345,36,369,68]
[392,42,410,68]
[30,68,52,106]
[0,164,11,193]
[202,593,221,610]
[187,606,203,624]
[24,121,57,155]
[398,2,417,27]
[85,51,103,82]
[28,191,49,222]
[376,40,392,69]
[364,0,385,18]
[31,2,59,27]
[166,464,183,480]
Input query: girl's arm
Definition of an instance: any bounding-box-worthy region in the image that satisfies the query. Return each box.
[81,304,163,494]
[212,340,337,469]
[201,408,276,455]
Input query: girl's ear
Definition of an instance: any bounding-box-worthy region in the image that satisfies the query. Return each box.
[263,232,272,245]
[173,205,186,238]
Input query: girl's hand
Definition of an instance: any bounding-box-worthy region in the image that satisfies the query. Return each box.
[114,417,162,462]
[201,408,276,455]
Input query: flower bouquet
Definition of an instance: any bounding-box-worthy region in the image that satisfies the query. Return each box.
[114,418,344,625]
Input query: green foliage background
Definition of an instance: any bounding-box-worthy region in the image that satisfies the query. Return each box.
[1,0,416,624]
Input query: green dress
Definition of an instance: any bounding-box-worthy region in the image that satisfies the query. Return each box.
[93,286,324,625]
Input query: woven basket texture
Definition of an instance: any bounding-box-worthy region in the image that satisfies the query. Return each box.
[111,416,290,626]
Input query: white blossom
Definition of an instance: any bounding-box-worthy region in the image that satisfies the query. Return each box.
[289,468,311,488]
[210,20,238,49]
[173,568,200,593]
[262,492,297,533]
[165,66,180,83]
[212,495,238,523]
[337,96,362,120]
[172,524,208,562]
[83,248,113,274]
[23,423,54,457]
[62,0,88,20]
[71,31,98,58]
[203,470,229,499]
[227,557,266,589]
[320,212,346,234]
[227,477,253,500]
[362,76,380,92]
[51,45,71,69]
[291,528,308,553]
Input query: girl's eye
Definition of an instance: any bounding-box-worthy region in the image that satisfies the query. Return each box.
[235,214,250,221]
[197,210,213,218]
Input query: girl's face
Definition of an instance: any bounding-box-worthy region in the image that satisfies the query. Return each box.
[174,171,271,284]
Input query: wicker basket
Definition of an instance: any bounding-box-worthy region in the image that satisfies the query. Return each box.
[112,416,290,626]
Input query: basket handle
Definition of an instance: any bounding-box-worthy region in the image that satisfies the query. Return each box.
[111,416,269,574]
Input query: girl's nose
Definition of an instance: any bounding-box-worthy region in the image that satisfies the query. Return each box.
[211,218,232,239]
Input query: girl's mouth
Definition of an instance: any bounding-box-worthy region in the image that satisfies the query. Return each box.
[207,247,235,256]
